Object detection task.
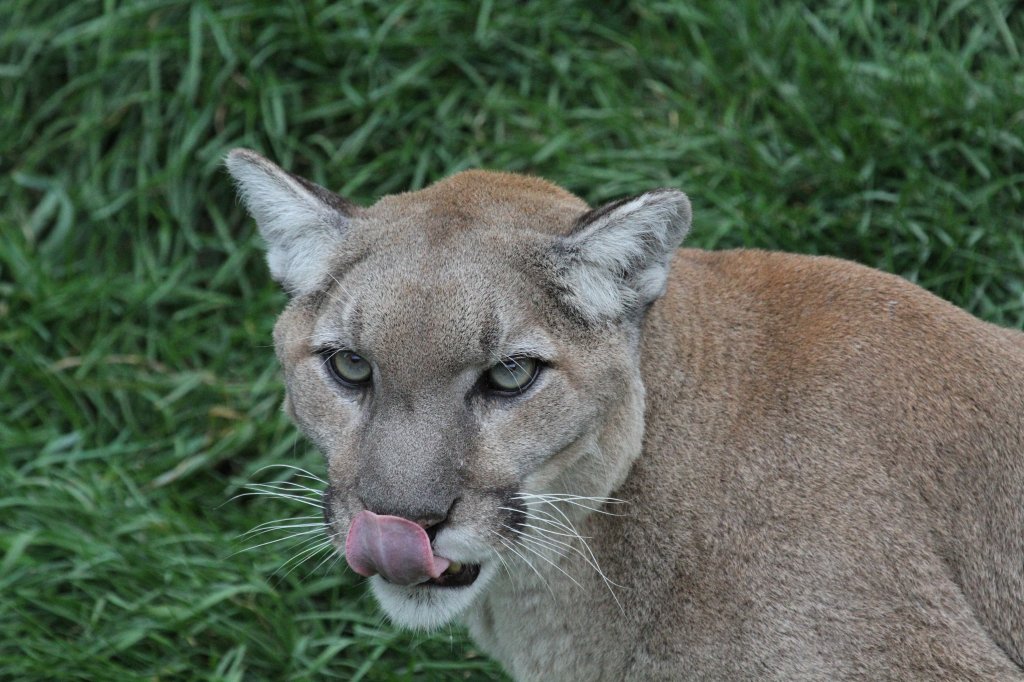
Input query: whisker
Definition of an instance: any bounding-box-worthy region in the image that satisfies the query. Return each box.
[307,543,344,578]
[246,480,324,497]
[504,526,583,569]
[498,507,586,538]
[504,527,584,590]
[239,521,325,539]
[251,464,327,485]
[515,494,629,516]
[325,553,345,575]
[518,524,616,584]
[510,502,626,614]
[276,534,340,578]
[517,500,582,537]
[280,539,340,580]
[512,506,603,569]
[239,482,322,497]
[231,527,326,556]
[517,503,619,583]
[230,490,324,510]
[489,546,518,593]
[490,530,551,595]
[517,521,604,571]
[243,514,322,533]
[518,492,628,505]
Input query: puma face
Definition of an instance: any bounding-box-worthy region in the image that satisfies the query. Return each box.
[226,149,690,629]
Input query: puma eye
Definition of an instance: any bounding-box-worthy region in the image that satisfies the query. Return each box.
[327,350,372,386]
[486,356,540,394]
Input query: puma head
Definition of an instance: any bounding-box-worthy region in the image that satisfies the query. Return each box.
[226,149,691,628]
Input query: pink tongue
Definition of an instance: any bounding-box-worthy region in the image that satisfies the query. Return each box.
[345,510,450,586]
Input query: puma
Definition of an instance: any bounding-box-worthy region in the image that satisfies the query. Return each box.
[226,148,1024,680]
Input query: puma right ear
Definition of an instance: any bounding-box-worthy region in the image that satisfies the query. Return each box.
[556,189,692,321]
[225,148,360,296]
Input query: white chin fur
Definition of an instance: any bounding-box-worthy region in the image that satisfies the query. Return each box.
[370,562,497,631]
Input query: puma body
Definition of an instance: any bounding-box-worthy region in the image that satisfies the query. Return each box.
[227,149,1024,680]
[469,249,1024,680]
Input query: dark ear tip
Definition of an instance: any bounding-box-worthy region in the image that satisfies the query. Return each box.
[649,187,690,203]
[224,147,265,168]
[649,188,693,227]
[573,188,692,235]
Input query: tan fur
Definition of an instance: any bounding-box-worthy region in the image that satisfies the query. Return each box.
[227,149,1024,680]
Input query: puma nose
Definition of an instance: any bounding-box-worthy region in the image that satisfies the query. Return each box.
[357,498,457,543]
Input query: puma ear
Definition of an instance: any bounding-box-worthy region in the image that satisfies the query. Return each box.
[556,189,692,321]
[225,148,360,296]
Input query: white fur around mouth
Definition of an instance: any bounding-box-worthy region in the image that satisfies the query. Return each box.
[370,561,497,630]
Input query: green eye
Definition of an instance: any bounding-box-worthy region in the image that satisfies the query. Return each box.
[486,356,540,393]
[329,350,372,386]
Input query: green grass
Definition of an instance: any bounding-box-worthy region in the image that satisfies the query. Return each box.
[2,0,1022,679]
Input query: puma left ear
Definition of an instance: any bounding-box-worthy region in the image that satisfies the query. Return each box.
[556,189,692,321]
[225,148,360,296]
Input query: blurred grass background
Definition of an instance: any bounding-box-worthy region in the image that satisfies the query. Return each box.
[1,0,1022,679]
